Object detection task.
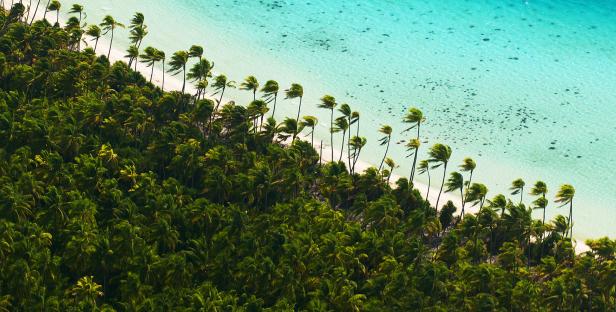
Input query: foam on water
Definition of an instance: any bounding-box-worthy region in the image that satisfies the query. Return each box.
[72,0,616,239]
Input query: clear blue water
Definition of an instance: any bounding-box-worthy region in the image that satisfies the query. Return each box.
[71,0,616,240]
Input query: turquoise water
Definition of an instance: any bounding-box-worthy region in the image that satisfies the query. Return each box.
[70,0,616,239]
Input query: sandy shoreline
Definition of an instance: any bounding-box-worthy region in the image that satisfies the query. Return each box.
[4,3,590,254]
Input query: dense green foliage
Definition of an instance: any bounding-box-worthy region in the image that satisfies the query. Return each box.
[1,4,615,311]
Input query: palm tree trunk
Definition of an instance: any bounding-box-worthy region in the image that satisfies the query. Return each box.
[410,147,419,184]
[295,97,302,127]
[435,163,447,212]
[329,108,334,162]
[55,10,58,25]
[181,64,186,94]
[378,138,390,172]
[107,29,114,59]
[425,169,431,201]
[567,200,573,238]
[271,95,277,118]
[150,63,155,83]
[42,0,50,21]
[162,60,166,91]
[347,116,352,172]
[93,38,99,53]
[338,130,346,163]
[30,0,41,25]
[319,140,323,166]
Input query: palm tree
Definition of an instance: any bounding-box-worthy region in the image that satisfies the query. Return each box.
[417,160,431,201]
[260,80,279,118]
[139,46,160,83]
[127,26,148,68]
[349,136,367,174]
[68,4,84,23]
[240,76,259,101]
[155,49,166,90]
[42,0,51,21]
[403,107,425,182]
[247,100,269,132]
[378,125,393,172]
[445,171,464,209]
[333,117,349,161]
[489,194,508,217]
[384,157,397,184]
[300,116,318,148]
[428,143,452,212]
[125,46,139,69]
[338,104,352,168]
[211,74,235,112]
[168,50,189,94]
[510,178,526,204]
[29,0,42,25]
[318,95,337,162]
[285,83,304,127]
[85,25,102,53]
[530,181,548,227]
[188,45,204,61]
[555,184,575,238]
[460,157,476,216]
[467,183,489,210]
[280,118,303,142]
[100,15,125,59]
[47,0,59,25]
[187,58,214,99]
[406,138,421,183]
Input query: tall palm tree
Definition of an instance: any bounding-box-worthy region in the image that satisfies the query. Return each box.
[124,46,139,69]
[300,116,318,148]
[384,157,397,184]
[86,25,102,53]
[155,49,166,90]
[168,50,189,94]
[489,194,508,217]
[100,15,125,59]
[285,83,304,127]
[530,181,548,227]
[333,117,349,161]
[211,74,235,112]
[428,143,452,212]
[318,95,337,162]
[445,171,464,209]
[240,76,259,101]
[510,178,526,204]
[467,183,489,210]
[260,80,279,118]
[68,4,84,23]
[127,26,148,68]
[417,160,431,201]
[47,0,59,25]
[338,104,352,168]
[247,100,269,132]
[187,58,214,99]
[460,157,476,216]
[406,138,420,183]
[555,184,575,238]
[403,107,425,182]
[140,46,159,83]
[378,125,393,172]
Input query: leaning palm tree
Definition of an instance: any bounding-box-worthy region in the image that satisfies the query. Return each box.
[211,74,235,111]
[338,104,352,168]
[125,46,139,70]
[384,157,397,184]
[128,26,148,68]
[510,178,526,204]
[378,125,393,172]
[417,160,431,201]
[260,80,279,118]
[333,117,349,162]
[29,0,42,25]
[467,183,489,210]
[85,25,102,53]
[300,116,318,148]
[280,118,304,142]
[240,76,259,101]
[555,184,575,238]
[168,50,189,94]
[530,181,548,226]
[42,0,51,21]
[428,143,452,212]
[68,4,84,23]
[460,157,476,215]
[349,136,367,174]
[187,58,214,99]
[100,15,125,59]
[489,194,508,217]
[445,171,464,209]
[139,46,160,83]
[405,138,420,183]
[403,107,425,182]
[318,95,337,161]
[47,0,60,25]
[285,83,304,126]
[188,45,204,60]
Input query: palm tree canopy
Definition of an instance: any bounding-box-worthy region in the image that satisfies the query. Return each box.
[240,76,259,92]
[445,172,464,193]
[168,50,189,75]
[467,183,489,206]
[318,95,337,109]
[189,45,204,59]
[129,26,148,44]
[260,80,279,100]
[532,196,548,209]
[285,83,304,99]
[125,45,139,59]
[86,25,101,38]
[489,194,508,209]
[510,178,526,195]
[139,46,158,64]
[48,0,61,11]
[130,12,145,28]
[333,116,349,133]
[247,100,269,116]
[384,157,396,169]
[69,4,84,14]
[417,160,430,174]
[379,125,392,136]
[530,181,548,196]
[100,15,125,34]
[555,184,575,206]
[187,58,214,82]
[428,143,452,168]
[301,116,318,128]
[338,103,352,117]
[403,107,425,130]
[460,157,476,172]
